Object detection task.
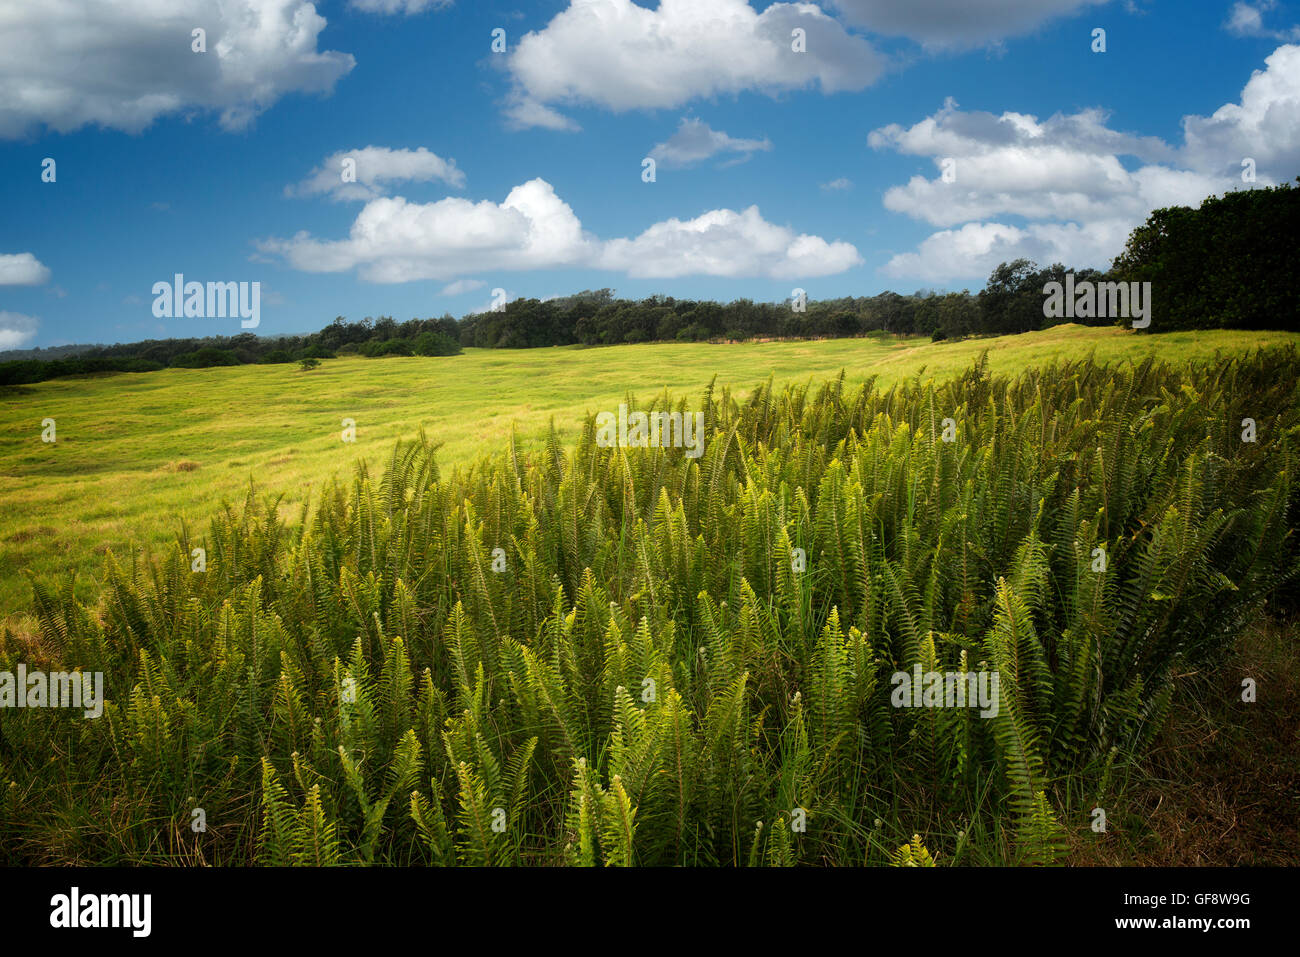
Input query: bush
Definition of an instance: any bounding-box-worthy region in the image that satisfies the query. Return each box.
[0,360,53,385]
[170,347,239,368]
[0,356,165,385]
[299,357,320,371]
[361,339,416,358]
[413,330,463,356]
[121,359,164,373]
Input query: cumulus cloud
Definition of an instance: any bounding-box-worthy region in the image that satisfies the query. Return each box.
[259,179,861,282]
[869,99,1175,166]
[879,220,1134,282]
[649,118,772,168]
[261,179,595,282]
[0,253,51,286]
[1180,44,1300,175]
[0,0,354,138]
[870,47,1300,281]
[821,177,853,190]
[503,98,581,132]
[288,147,466,201]
[502,0,884,129]
[828,0,1110,47]
[869,100,1209,227]
[0,312,40,350]
[598,205,862,278]
[1224,1,1300,41]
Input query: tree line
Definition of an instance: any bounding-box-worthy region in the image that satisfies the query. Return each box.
[3,178,1294,387]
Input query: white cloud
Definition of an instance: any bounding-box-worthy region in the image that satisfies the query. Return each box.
[348,0,453,13]
[879,220,1133,282]
[503,98,581,132]
[1224,1,1300,40]
[821,177,853,190]
[441,279,486,296]
[869,98,1175,169]
[262,179,596,282]
[0,253,51,286]
[1228,1,1268,34]
[871,108,1211,227]
[599,205,863,279]
[870,47,1300,281]
[260,179,861,282]
[288,147,466,201]
[503,0,884,129]
[828,0,1109,47]
[1181,44,1300,175]
[649,118,772,168]
[0,0,354,138]
[0,312,40,350]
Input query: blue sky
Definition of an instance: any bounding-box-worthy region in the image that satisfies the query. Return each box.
[1,0,1298,349]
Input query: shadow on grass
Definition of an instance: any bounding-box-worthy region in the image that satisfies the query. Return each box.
[1068,614,1300,865]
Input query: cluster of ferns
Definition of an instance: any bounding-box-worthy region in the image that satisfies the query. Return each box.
[3,348,1295,866]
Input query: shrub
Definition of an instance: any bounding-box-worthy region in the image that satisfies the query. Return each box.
[0,356,163,385]
[413,331,463,356]
[361,339,415,358]
[121,359,164,373]
[170,347,239,368]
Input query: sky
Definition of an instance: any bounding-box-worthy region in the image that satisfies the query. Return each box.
[1,0,1298,350]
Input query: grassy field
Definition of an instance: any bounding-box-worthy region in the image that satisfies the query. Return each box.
[4,338,1295,866]
[2,324,1297,621]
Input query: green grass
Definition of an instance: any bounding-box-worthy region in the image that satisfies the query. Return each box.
[2,324,1296,621]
